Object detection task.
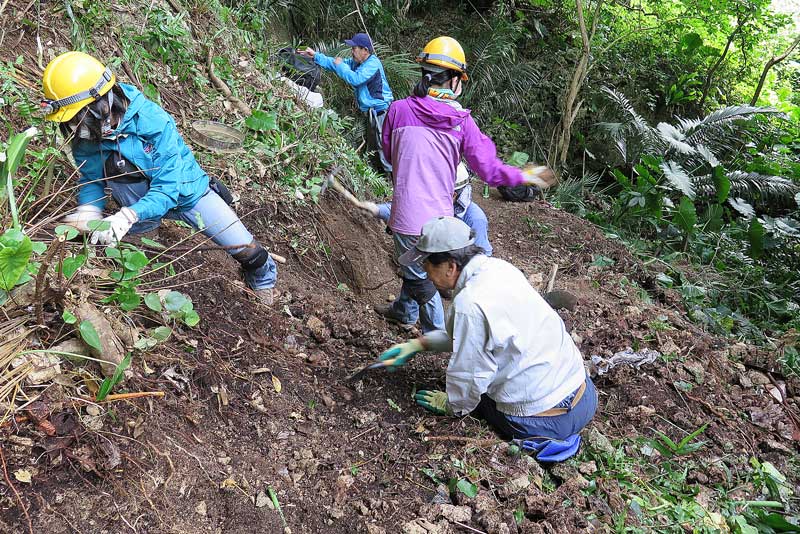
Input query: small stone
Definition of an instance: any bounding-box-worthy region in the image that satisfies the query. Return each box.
[585,427,615,456]
[504,474,530,494]
[571,331,583,345]
[328,507,345,519]
[306,316,331,342]
[366,524,387,534]
[747,370,770,386]
[683,361,705,384]
[438,504,472,523]
[195,501,207,517]
[739,373,753,388]
[579,461,598,476]
[322,395,335,408]
[386,294,395,302]
[255,491,270,508]
[625,405,656,418]
[86,404,101,416]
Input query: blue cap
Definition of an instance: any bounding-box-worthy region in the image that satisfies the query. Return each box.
[344,33,373,52]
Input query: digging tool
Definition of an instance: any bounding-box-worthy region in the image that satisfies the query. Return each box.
[320,166,372,211]
[541,263,578,312]
[347,355,403,382]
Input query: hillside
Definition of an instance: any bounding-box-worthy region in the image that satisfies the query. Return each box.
[1,0,799,532]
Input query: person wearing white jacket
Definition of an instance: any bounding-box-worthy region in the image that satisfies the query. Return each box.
[377,216,597,448]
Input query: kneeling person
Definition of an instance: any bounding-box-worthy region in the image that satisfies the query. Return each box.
[43,52,277,303]
[378,216,597,456]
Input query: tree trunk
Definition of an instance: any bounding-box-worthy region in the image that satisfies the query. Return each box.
[699,21,743,107]
[750,33,800,106]
[552,0,603,171]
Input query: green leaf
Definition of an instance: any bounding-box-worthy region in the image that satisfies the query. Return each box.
[656,272,674,287]
[590,254,615,267]
[712,167,730,203]
[140,237,165,249]
[96,352,131,401]
[117,288,141,311]
[122,250,149,271]
[144,292,162,312]
[747,218,765,259]
[680,32,703,53]
[151,326,172,341]
[513,508,524,525]
[705,204,724,232]
[55,225,79,240]
[245,110,278,132]
[60,254,86,279]
[0,230,32,291]
[507,151,529,168]
[387,398,402,412]
[79,320,103,352]
[104,247,121,259]
[0,127,38,229]
[31,241,47,254]
[134,337,157,351]
[62,309,77,324]
[674,196,697,236]
[456,478,478,498]
[87,220,111,232]
[164,291,189,313]
[183,309,200,327]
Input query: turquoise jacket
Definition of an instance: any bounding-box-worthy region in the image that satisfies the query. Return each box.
[314,52,393,113]
[73,83,208,221]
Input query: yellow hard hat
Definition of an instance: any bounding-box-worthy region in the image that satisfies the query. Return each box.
[41,51,116,122]
[416,36,468,80]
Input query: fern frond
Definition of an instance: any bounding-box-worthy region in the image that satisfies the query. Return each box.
[656,122,695,155]
[660,161,695,198]
[693,171,800,211]
[679,105,780,147]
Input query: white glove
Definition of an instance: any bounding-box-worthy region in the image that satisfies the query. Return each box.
[521,165,557,190]
[358,201,380,218]
[89,207,139,246]
[61,204,103,233]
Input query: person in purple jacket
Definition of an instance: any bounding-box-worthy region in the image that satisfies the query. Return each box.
[375,36,554,332]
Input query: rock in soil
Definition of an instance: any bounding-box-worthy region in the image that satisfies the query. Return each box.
[437,504,472,523]
[306,316,331,341]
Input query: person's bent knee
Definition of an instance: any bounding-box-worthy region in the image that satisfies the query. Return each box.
[402,277,437,305]
[232,240,270,272]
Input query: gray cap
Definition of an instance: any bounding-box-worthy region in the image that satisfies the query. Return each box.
[398,216,475,266]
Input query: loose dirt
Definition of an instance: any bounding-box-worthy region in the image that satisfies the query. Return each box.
[2,187,797,533]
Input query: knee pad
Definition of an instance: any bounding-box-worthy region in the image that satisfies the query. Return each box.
[402,277,437,305]
[233,241,270,272]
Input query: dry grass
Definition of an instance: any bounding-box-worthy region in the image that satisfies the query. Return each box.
[0,317,32,424]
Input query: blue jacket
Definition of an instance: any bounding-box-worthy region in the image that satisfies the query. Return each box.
[73,83,208,221]
[314,52,393,113]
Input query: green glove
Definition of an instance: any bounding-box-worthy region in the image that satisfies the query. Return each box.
[378,338,424,371]
[414,390,453,416]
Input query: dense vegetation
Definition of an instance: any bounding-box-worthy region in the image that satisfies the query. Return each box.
[225,0,800,362]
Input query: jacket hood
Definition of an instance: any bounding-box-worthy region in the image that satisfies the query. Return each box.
[406,95,471,129]
[118,83,146,132]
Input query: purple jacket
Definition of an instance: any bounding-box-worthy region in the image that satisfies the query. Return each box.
[382,95,524,235]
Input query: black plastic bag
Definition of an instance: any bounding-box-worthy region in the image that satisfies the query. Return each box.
[276,47,321,91]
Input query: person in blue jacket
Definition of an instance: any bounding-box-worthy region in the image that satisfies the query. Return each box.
[42,51,277,303]
[299,33,393,173]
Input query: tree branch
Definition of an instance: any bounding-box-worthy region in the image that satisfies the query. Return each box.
[750,33,800,105]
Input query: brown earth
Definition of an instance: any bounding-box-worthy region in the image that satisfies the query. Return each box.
[2,187,798,533]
